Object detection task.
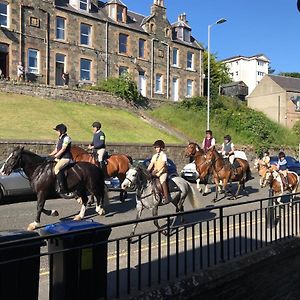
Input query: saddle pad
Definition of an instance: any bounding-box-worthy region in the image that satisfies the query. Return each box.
[168,179,181,193]
[234,151,247,161]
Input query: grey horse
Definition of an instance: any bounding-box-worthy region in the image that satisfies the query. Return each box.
[121,164,200,236]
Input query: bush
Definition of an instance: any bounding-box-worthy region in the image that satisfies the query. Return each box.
[293,120,300,137]
[89,73,141,103]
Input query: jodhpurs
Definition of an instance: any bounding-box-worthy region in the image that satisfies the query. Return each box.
[54,158,71,175]
[159,172,168,184]
[96,148,106,162]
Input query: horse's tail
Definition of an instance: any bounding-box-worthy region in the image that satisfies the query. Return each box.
[103,184,109,206]
[186,182,201,209]
[245,163,253,181]
[126,155,133,165]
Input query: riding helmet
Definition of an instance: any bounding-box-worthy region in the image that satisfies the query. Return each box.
[92,121,101,129]
[278,151,286,158]
[153,140,165,149]
[224,135,231,142]
[53,123,67,134]
[206,130,212,135]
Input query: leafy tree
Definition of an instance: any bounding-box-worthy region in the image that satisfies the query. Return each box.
[278,72,300,78]
[202,51,231,100]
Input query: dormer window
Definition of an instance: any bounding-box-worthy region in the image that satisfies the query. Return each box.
[80,0,88,10]
[70,0,90,12]
[106,0,127,23]
[172,13,192,43]
[183,28,191,42]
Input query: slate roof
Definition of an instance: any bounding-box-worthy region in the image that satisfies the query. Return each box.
[269,75,300,92]
[221,54,270,63]
[54,0,203,49]
[106,0,127,6]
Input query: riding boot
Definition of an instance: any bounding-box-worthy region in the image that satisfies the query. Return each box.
[56,171,67,194]
[161,181,171,205]
[284,176,289,189]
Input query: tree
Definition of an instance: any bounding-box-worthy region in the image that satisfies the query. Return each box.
[203,51,231,100]
[278,72,300,78]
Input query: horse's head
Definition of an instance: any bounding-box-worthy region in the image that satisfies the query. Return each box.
[121,167,138,191]
[0,146,24,176]
[205,146,217,164]
[122,163,150,191]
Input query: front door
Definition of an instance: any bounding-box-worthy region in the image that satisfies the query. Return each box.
[172,77,179,101]
[138,71,146,97]
[55,53,65,86]
[0,43,9,79]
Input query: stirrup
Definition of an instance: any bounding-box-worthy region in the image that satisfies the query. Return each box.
[161,197,171,205]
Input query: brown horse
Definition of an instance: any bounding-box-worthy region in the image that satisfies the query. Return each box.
[254,158,277,188]
[265,169,299,205]
[184,142,211,195]
[70,145,132,201]
[205,147,252,202]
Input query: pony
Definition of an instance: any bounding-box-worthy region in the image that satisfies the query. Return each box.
[254,158,277,188]
[0,147,108,231]
[265,169,299,205]
[205,147,252,201]
[121,164,199,236]
[184,142,211,195]
[70,145,132,201]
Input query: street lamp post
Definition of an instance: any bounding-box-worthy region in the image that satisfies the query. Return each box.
[207,18,227,130]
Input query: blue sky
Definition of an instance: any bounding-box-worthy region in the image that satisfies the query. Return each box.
[123,0,300,73]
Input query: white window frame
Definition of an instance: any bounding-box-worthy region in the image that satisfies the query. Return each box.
[172,48,179,66]
[56,16,65,40]
[28,49,39,74]
[187,52,194,70]
[0,2,8,27]
[186,79,193,97]
[80,23,91,46]
[79,0,88,11]
[80,58,91,81]
[155,74,163,93]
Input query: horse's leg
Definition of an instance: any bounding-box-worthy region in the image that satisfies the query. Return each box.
[95,190,106,216]
[196,178,202,193]
[74,191,88,220]
[28,192,46,231]
[130,200,143,237]
[202,177,209,196]
[42,208,59,217]
[152,206,160,231]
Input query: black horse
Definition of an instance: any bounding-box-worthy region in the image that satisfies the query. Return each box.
[0,147,108,230]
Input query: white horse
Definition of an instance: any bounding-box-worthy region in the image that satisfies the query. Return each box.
[121,164,200,236]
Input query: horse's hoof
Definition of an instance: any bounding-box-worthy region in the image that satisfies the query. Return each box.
[73,215,82,221]
[77,198,83,205]
[51,210,59,217]
[203,192,208,196]
[97,208,105,216]
[212,199,217,203]
[27,222,39,231]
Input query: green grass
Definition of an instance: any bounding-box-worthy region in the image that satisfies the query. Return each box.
[0,93,182,144]
[148,102,299,151]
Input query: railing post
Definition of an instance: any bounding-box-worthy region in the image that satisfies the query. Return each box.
[219,207,225,262]
[267,188,276,228]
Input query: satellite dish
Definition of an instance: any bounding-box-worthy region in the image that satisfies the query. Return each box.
[298,0,300,12]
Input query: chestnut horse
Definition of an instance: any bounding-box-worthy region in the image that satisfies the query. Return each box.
[184,142,211,195]
[205,147,252,202]
[70,145,132,201]
[254,159,277,188]
[265,169,299,205]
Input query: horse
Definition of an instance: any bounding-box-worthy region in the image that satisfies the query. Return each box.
[70,145,132,201]
[121,164,199,236]
[0,146,108,231]
[254,158,277,188]
[205,147,252,202]
[184,142,211,195]
[265,169,299,205]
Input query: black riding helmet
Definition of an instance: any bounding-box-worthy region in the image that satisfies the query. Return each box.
[53,123,67,134]
[92,121,101,129]
[224,135,231,142]
[206,130,212,135]
[153,140,165,149]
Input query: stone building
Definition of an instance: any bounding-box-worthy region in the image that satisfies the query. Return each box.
[0,0,204,100]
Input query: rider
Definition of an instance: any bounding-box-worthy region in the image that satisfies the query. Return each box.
[147,140,171,205]
[202,129,216,153]
[88,121,106,169]
[49,123,73,193]
[261,150,271,168]
[277,151,289,187]
[221,135,237,174]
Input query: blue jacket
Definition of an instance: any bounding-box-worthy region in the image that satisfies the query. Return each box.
[91,130,106,150]
[278,158,288,171]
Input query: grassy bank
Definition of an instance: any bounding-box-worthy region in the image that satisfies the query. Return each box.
[0,93,182,144]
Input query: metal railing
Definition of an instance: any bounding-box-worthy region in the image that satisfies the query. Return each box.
[0,191,299,299]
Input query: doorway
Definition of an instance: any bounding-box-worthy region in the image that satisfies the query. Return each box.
[55,53,65,86]
[0,43,9,79]
[172,77,179,101]
[138,71,146,97]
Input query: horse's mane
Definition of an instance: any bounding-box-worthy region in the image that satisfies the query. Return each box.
[136,163,151,185]
[19,148,45,163]
[189,142,205,156]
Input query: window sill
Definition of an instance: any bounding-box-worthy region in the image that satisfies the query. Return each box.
[154,91,164,95]
[54,39,68,44]
[172,65,180,68]
[186,68,196,72]
[79,44,93,49]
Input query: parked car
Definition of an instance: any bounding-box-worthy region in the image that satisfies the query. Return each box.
[0,164,34,203]
[180,161,199,182]
[142,158,178,178]
[270,155,300,175]
[105,177,121,190]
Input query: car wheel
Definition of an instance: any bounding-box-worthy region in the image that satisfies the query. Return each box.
[60,192,75,199]
[0,188,4,204]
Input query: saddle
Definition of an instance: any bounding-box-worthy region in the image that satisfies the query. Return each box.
[151,177,180,201]
[279,173,290,190]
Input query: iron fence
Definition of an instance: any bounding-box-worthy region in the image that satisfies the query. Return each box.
[0,191,299,299]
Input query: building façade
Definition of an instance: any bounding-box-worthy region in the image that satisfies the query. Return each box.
[0,0,204,101]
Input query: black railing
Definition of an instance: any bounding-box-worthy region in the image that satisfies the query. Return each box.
[0,191,299,299]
